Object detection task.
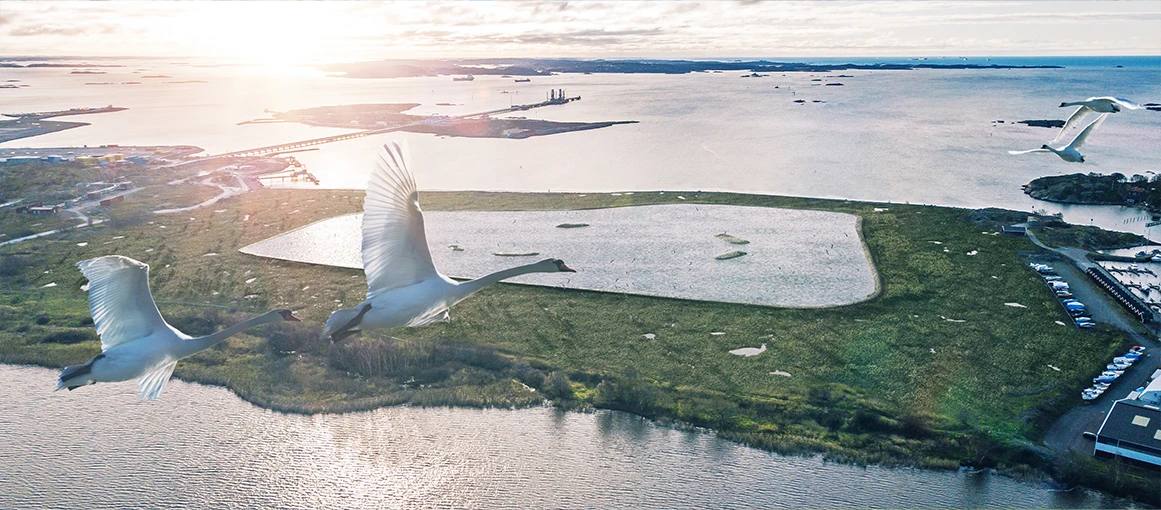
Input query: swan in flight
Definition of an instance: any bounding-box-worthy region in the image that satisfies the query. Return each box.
[322,142,576,342]
[1009,113,1107,163]
[57,255,300,399]
[1054,97,1140,147]
[728,343,767,357]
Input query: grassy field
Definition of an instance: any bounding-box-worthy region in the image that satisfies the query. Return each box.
[0,187,1156,501]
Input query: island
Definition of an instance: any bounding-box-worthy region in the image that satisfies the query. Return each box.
[1017,119,1066,128]
[1024,172,1161,211]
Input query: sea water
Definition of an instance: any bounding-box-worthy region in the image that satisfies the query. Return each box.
[0,365,1133,509]
[1,57,1159,235]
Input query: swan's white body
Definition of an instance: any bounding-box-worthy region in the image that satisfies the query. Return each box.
[1053,97,1140,148]
[57,255,298,399]
[729,343,767,357]
[322,142,574,341]
[1009,112,1107,163]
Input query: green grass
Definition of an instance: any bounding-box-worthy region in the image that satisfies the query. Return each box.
[0,187,1154,502]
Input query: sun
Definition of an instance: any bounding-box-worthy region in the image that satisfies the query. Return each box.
[172,3,352,67]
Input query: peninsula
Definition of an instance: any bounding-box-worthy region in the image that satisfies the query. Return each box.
[270,102,636,140]
[0,106,128,143]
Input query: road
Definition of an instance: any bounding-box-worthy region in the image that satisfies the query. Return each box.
[1026,227,1161,460]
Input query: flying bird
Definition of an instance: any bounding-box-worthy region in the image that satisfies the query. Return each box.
[1009,113,1107,163]
[57,255,300,399]
[1054,97,1140,147]
[322,142,575,342]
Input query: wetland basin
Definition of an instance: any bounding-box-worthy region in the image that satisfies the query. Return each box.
[0,364,1131,509]
[240,204,878,307]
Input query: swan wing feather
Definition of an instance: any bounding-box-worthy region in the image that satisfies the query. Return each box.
[1053,106,1098,147]
[1069,112,1107,150]
[408,309,450,327]
[136,360,177,400]
[1112,97,1142,110]
[77,255,168,351]
[362,142,439,298]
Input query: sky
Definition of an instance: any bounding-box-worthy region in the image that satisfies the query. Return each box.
[1,1,1159,63]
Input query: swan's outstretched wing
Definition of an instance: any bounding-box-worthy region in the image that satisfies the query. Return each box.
[1068,113,1108,150]
[362,141,439,298]
[77,256,168,351]
[1053,106,1099,147]
[1088,96,1142,110]
[1008,148,1050,155]
[1110,97,1142,110]
[136,360,177,400]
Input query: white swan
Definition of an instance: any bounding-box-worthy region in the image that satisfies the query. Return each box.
[1054,97,1140,146]
[56,255,300,399]
[1008,112,1107,163]
[321,142,576,342]
[728,343,767,357]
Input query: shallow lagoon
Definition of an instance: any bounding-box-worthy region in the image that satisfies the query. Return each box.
[240,204,878,307]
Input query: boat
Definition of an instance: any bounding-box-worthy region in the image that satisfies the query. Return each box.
[453,74,475,82]
[514,78,531,83]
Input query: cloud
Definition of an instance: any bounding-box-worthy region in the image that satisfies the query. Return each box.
[0,1,1157,59]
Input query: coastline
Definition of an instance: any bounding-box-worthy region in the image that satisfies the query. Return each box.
[1,187,1157,504]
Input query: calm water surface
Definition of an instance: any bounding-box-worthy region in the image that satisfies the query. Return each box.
[0,365,1135,509]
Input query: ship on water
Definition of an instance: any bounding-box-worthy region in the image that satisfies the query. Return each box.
[452,74,475,81]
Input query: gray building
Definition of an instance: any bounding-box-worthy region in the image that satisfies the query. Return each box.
[1094,399,1161,468]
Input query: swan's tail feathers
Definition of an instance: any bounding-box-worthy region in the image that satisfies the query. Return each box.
[322,304,372,343]
[56,364,88,391]
[56,353,104,392]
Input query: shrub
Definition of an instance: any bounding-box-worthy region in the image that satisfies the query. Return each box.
[542,371,573,401]
[39,328,97,344]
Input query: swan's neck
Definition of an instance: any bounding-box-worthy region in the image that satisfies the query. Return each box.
[453,261,555,302]
[1061,101,1084,107]
[176,311,284,358]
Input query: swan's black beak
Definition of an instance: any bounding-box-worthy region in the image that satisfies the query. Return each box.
[281,310,302,322]
[559,264,576,273]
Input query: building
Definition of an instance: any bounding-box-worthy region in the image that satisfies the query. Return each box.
[1094,399,1161,468]
[1002,225,1026,236]
[1140,376,1161,407]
